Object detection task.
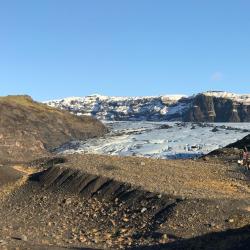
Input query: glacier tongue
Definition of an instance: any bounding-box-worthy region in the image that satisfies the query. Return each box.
[55,121,250,160]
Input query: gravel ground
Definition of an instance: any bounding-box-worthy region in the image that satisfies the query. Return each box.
[60,154,250,200]
[1,154,250,249]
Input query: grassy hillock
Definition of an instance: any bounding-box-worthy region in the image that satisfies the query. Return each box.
[0,95,108,163]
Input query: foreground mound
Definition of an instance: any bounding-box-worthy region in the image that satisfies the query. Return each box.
[0,95,107,164]
[1,154,250,249]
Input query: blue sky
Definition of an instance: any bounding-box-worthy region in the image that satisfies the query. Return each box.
[0,0,249,101]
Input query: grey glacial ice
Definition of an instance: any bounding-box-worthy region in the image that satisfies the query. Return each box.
[56,121,250,159]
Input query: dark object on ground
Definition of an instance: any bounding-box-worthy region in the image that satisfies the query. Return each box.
[159,124,173,129]
[211,127,219,132]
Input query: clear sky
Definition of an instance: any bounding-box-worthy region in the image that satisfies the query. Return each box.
[0,0,249,101]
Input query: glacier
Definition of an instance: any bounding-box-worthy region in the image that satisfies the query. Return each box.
[55,121,250,159]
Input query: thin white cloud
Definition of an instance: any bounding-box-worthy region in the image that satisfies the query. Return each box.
[211,72,223,81]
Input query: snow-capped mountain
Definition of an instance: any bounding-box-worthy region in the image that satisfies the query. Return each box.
[45,91,250,122]
[45,94,188,121]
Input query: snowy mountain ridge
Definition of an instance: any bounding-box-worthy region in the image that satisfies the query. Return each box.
[45,91,250,122]
[203,91,250,104]
[45,93,188,120]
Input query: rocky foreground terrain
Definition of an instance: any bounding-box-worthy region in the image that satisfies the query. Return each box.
[45,91,250,122]
[1,95,250,249]
[1,148,250,249]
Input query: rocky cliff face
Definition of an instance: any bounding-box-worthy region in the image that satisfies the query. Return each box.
[0,95,108,163]
[46,92,250,122]
[184,93,250,122]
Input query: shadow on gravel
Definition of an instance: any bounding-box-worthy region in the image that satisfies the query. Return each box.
[17,246,86,250]
[234,164,250,182]
[14,242,96,250]
[128,225,250,250]
[29,156,67,169]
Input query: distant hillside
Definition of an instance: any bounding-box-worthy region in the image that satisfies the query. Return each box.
[0,95,108,163]
[45,91,250,122]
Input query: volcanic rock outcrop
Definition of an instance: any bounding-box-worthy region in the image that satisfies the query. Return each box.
[206,133,250,161]
[183,93,250,122]
[226,134,250,151]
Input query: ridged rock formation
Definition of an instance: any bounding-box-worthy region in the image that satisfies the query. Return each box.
[32,164,181,239]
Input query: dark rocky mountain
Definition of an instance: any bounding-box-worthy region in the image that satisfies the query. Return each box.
[0,95,108,164]
[183,93,250,122]
[45,91,250,122]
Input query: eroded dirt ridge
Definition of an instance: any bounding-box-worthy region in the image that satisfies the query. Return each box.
[34,166,182,239]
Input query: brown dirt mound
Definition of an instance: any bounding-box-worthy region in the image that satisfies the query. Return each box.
[0,95,108,164]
